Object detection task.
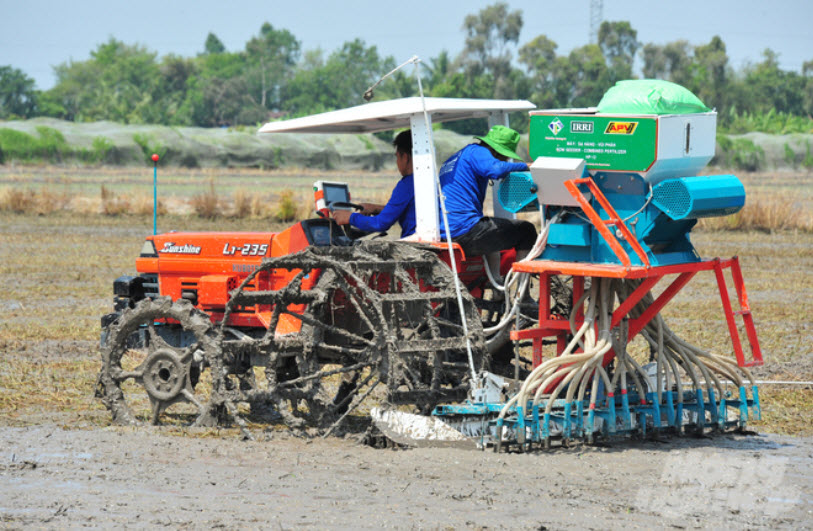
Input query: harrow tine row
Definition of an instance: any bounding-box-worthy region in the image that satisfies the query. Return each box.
[490,385,762,451]
[431,384,761,452]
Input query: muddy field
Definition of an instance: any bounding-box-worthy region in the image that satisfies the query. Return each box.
[1,167,812,528]
[2,426,811,529]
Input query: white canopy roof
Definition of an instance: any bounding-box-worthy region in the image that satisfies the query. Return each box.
[258,97,536,134]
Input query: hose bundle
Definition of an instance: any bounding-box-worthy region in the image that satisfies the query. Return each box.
[492,275,760,447]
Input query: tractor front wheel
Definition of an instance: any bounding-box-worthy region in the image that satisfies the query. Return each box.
[96,297,216,426]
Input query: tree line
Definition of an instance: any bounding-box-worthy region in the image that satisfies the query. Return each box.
[1,3,812,133]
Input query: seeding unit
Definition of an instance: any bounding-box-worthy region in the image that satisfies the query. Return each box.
[98,79,762,448]
[426,100,764,448]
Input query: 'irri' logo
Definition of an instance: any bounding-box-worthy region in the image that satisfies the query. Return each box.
[570,121,594,133]
[604,121,638,135]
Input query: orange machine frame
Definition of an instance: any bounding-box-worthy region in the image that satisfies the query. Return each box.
[510,177,763,370]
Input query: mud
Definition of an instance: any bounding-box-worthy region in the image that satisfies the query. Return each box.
[1,425,810,529]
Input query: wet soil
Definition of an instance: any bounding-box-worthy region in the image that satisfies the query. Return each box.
[1,424,810,529]
[2,335,812,528]
[3,336,810,528]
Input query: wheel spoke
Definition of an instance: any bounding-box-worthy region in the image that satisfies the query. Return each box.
[283,309,375,348]
[98,298,216,428]
[181,388,205,413]
[277,360,374,388]
[150,399,163,425]
[322,376,382,438]
[147,322,173,351]
[311,342,371,357]
[331,271,379,334]
[111,367,145,382]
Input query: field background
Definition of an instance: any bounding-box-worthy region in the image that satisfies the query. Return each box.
[0,164,811,436]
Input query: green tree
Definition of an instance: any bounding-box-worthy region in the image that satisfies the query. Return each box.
[280,49,332,114]
[458,2,523,98]
[803,60,813,117]
[156,55,198,124]
[424,50,453,90]
[282,40,395,115]
[641,43,666,79]
[690,35,729,111]
[48,38,161,123]
[742,49,806,115]
[598,21,639,83]
[641,40,692,85]
[552,44,610,107]
[176,51,263,126]
[244,22,300,109]
[0,66,38,118]
[203,32,226,55]
[519,34,558,108]
[662,41,693,86]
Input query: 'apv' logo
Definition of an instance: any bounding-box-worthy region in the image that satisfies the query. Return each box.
[548,118,564,135]
[604,121,638,134]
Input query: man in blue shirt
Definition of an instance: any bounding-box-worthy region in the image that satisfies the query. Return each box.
[333,130,416,238]
[439,125,538,269]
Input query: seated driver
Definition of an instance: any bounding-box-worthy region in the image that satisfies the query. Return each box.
[438,125,538,282]
[332,130,415,238]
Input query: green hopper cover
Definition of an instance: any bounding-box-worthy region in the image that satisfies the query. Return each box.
[596,79,710,115]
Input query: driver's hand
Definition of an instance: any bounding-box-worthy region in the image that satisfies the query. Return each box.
[332,209,352,225]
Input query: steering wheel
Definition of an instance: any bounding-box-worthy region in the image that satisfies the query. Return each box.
[329,201,364,212]
[321,202,366,240]
[325,202,389,241]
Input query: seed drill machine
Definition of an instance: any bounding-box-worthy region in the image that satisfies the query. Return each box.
[98,79,762,448]
[419,80,764,449]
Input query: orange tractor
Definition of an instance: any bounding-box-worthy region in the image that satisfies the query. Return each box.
[96,98,536,434]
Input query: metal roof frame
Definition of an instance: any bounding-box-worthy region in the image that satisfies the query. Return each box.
[258,97,535,134]
[258,96,536,242]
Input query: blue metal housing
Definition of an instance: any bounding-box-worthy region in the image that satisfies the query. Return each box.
[497,171,539,213]
[652,175,745,220]
[498,172,746,267]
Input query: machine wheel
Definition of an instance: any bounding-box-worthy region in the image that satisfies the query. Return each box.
[218,241,487,432]
[96,297,216,426]
[377,243,487,413]
[260,264,389,429]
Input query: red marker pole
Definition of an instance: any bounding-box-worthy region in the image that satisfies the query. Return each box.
[151,153,159,235]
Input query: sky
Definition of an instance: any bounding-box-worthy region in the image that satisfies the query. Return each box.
[1,0,811,91]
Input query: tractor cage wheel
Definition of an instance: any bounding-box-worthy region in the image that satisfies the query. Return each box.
[212,241,487,434]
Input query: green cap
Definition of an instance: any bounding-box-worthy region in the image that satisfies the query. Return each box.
[476,125,523,161]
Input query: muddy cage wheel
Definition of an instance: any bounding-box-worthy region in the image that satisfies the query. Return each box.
[220,241,487,432]
[97,297,216,426]
[375,242,487,413]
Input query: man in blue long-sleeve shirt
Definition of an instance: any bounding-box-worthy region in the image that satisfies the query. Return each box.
[333,130,416,238]
[439,125,538,272]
